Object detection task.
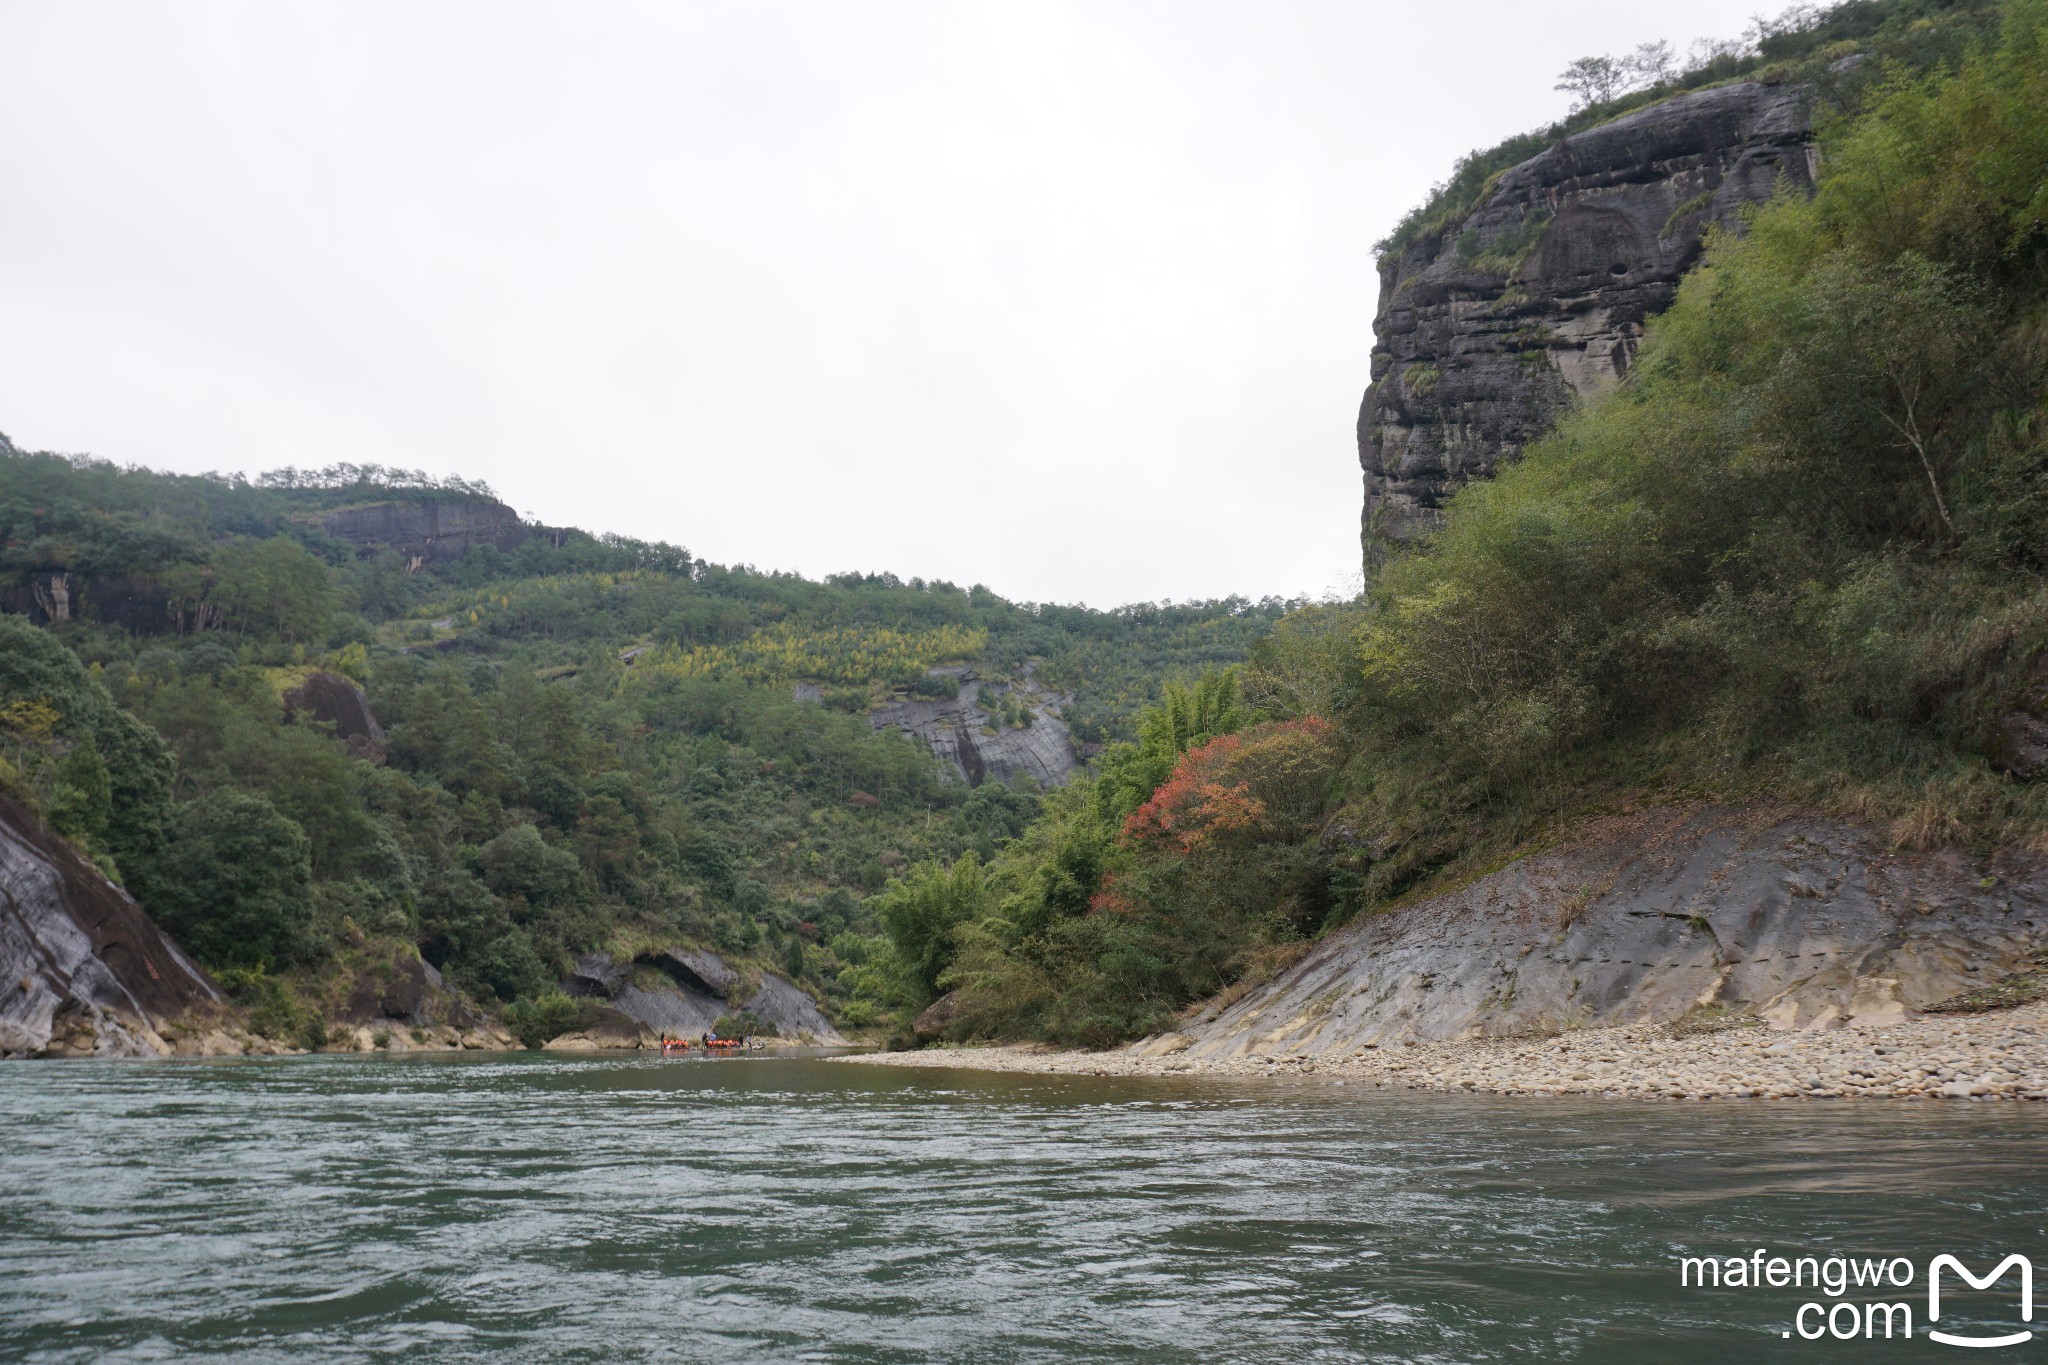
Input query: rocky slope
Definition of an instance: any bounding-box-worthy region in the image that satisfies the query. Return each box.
[1360,81,1816,546]
[1141,804,2046,1059]
[560,946,845,1043]
[0,793,220,1057]
[867,663,1082,788]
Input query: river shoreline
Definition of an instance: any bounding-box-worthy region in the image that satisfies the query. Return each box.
[835,1000,2048,1100]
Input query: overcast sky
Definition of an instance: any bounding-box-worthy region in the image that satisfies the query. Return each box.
[1,1,1772,607]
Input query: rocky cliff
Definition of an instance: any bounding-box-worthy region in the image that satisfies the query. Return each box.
[314,498,537,565]
[0,793,220,1057]
[1360,81,1817,546]
[866,664,1082,788]
[1145,804,2048,1059]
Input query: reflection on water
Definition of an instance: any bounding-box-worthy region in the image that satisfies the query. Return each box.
[1,1053,2043,1362]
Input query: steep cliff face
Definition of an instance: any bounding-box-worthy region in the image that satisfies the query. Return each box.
[0,571,182,633]
[315,498,535,565]
[1148,805,2048,1058]
[0,793,220,1057]
[1360,81,1817,545]
[866,664,1082,788]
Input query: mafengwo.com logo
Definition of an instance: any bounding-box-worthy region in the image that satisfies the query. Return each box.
[1679,1249,2033,1345]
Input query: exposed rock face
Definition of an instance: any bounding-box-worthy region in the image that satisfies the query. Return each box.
[542,1005,653,1051]
[867,664,1082,788]
[913,990,961,1044]
[743,972,844,1040]
[1360,81,1816,546]
[562,947,845,1042]
[652,947,738,998]
[563,952,631,998]
[282,670,386,764]
[316,498,532,565]
[338,951,473,1030]
[4,571,190,634]
[1161,805,2048,1058]
[0,793,219,1057]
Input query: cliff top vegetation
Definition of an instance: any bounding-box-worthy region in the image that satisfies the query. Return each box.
[1376,0,2002,257]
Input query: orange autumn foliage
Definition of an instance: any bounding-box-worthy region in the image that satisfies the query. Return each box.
[1122,716,1338,854]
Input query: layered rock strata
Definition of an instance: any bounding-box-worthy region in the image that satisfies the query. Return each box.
[315,498,536,565]
[866,664,1081,788]
[0,793,219,1057]
[1360,81,1816,545]
[1156,804,2047,1058]
[561,947,845,1042]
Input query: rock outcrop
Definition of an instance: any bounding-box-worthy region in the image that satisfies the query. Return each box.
[561,947,845,1042]
[1360,81,1816,546]
[2,571,182,633]
[541,1005,654,1052]
[1155,804,2048,1059]
[335,949,482,1034]
[0,793,220,1057]
[314,498,534,565]
[282,670,386,764]
[867,664,1082,788]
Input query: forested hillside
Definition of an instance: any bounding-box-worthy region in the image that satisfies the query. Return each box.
[0,447,1288,1041]
[12,0,2042,1056]
[845,0,2048,1047]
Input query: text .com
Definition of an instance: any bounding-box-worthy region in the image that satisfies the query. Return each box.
[1679,1249,2033,1345]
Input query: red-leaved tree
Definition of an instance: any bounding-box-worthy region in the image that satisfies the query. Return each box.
[1122,716,1338,855]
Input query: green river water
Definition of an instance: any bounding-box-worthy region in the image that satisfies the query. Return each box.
[1,1052,2043,1362]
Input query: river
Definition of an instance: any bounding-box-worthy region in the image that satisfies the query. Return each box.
[1,1052,2042,1361]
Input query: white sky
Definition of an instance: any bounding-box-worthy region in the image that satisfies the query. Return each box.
[0,0,1769,607]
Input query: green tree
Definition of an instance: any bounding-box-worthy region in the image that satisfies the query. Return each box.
[46,738,112,846]
[213,536,335,642]
[871,854,987,999]
[149,790,317,968]
[476,822,587,908]
[0,615,174,877]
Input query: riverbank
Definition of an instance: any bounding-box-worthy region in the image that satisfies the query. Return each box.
[28,1012,524,1060]
[836,1000,2048,1100]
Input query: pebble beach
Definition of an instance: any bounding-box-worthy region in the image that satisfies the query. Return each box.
[837,1000,2048,1100]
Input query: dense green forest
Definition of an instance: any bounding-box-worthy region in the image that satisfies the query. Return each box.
[0,447,1289,1041]
[835,0,2048,1047]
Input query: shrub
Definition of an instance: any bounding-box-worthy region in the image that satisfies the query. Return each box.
[216,965,327,1051]
[506,992,595,1049]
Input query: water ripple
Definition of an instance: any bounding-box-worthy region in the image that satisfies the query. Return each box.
[1,1054,2044,1361]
